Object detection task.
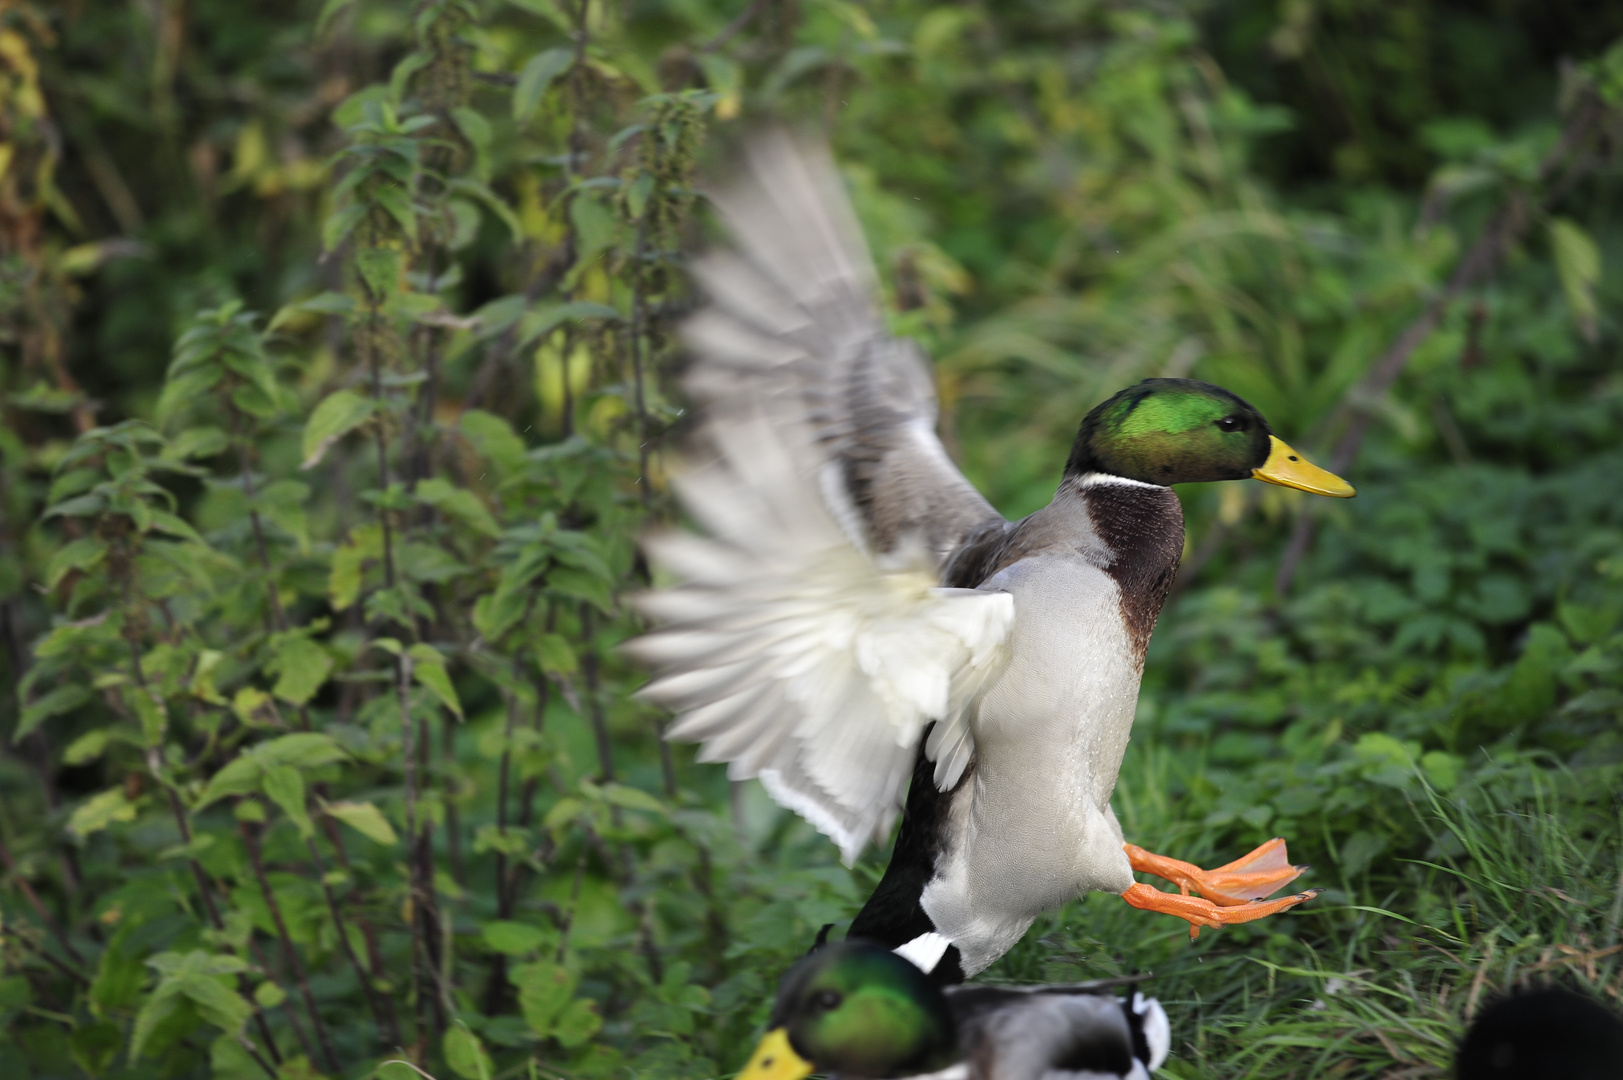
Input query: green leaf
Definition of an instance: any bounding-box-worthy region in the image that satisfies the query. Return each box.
[514,47,573,122]
[324,800,398,846]
[314,0,356,34]
[256,732,348,769]
[444,1023,494,1080]
[68,1019,121,1077]
[448,178,523,242]
[1550,217,1602,342]
[409,643,464,719]
[68,789,138,841]
[253,981,286,1009]
[124,684,169,746]
[269,637,333,707]
[514,299,621,349]
[356,245,404,298]
[549,565,613,612]
[482,920,553,956]
[148,509,204,544]
[601,783,664,815]
[415,477,500,537]
[196,756,265,809]
[330,523,383,611]
[301,390,374,469]
[535,633,576,676]
[512,960,575,1037]
[263,765,312,838]
[553,997,602,1048]
[452,107,493,179]
[503,0,570,29]
[45,535,106,589]
[15,683,92,742]
[321,202,368,252]
[459,409,528,475]
[63,728,115,766]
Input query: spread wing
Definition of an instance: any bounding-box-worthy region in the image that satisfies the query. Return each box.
[629,133,1010,863]
[679,130,1002,565]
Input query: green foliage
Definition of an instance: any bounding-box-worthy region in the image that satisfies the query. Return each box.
[0,2,1620,1079]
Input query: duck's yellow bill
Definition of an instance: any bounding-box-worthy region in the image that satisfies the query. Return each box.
[738,1028,814,1080]
[1253,436,1355,498]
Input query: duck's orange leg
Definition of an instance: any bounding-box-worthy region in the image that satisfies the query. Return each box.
[1122,838,1320,940]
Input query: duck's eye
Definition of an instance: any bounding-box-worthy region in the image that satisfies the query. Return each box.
[1217,416,1244,432]
[812,990,843,1011]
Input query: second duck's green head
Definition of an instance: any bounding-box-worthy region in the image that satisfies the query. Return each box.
[1065,377,1355,497]
[738,940,958,1080]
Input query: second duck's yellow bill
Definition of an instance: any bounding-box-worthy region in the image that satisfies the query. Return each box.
[737,1028,815,1080]
[1253,436,1355,497]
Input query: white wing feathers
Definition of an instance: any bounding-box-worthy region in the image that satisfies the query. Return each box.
[630,414,1011,863]
[628,133,1012,864]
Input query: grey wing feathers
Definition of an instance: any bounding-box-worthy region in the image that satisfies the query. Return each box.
[628,132,1017,864]
[948,986,1169,1080]
[680,130,1001,565]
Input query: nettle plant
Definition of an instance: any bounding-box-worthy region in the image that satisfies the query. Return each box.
[6,5,813,1078]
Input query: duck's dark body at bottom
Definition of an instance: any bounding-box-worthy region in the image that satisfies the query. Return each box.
[848,741,968,984]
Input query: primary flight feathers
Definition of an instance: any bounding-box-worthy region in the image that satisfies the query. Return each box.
[627,133,1011,863]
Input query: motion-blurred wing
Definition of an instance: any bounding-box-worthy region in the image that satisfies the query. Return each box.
[630,413,1011,864]
[680,130,1001,566]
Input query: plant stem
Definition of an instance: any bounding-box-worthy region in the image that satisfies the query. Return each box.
[305,829,399,1048]
[240,816,341,1073]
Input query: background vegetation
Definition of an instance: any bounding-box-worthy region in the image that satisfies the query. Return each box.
[1,1,1622,1077]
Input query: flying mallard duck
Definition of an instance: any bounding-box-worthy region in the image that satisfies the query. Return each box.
[630,132,1354,981]
[737,939,1169,1080]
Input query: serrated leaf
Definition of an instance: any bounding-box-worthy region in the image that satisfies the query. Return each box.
[1550,216,1602,342]
[330,523,383,611]
[196,755,264,809]
[45,536,106,590]
[514,47,573,123]
[253,981,286,1009]
[15,683,92,742]
[553,997,601,1048]
[482,920,552,956]
[301,390,374,469]
[256,732,347,769]
[601,783,664,815]
[512,960,575,1036]
[444,1024,494,1080]
[514,299,620,350]
[416,477,500,537]
[68,789,138,841]
[262,765,312,838]
[324,800,398,846]
[63,728,114,766]
[147,509,204,544]
[535,633,576,676]
[448,178,523,242]
[269,637,333,707]
[409,643,463,719]
[321,203,368,252]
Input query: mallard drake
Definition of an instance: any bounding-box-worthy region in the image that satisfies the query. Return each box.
[737,939,1169,1080]
[631,133,1354,981]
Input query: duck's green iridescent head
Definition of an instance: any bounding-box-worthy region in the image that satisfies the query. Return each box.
[1065,377,1354,497]
[739,941,958,1080]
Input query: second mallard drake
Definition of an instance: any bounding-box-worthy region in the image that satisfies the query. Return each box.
[737,940,1169,1080]
[631,133,1354,981]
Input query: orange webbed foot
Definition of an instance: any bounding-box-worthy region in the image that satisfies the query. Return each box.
[1121,838,1320,940]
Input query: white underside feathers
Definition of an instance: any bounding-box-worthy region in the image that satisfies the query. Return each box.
[630,413,1012,864]
[892,931,953,973]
